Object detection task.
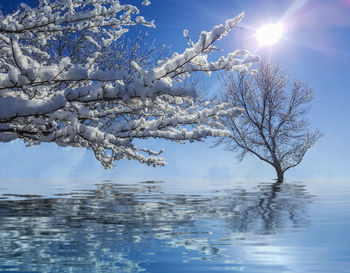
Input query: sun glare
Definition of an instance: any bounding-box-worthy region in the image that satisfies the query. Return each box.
[256,23,284,46]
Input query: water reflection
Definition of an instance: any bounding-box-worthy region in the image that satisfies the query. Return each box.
[0,180,312,272]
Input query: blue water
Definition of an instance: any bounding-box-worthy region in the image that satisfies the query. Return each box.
[0,179,349,272]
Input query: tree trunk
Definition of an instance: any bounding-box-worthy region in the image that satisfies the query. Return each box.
[276,171,284,181]
[274,163,284,182]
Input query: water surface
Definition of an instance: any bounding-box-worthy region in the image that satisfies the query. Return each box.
[0,179,349,272]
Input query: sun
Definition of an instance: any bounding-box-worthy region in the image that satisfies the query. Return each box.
[256,23,284,46]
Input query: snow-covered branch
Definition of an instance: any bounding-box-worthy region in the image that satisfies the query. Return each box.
[0,0,259,168]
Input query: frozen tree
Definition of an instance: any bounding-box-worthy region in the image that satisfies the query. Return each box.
[216,61,323,181]
[0,0,259,168]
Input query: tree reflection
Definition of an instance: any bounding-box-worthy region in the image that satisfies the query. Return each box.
[0,180,312,272]
[221,181,312,235]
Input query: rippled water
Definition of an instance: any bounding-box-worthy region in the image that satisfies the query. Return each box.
[0,179,349,272]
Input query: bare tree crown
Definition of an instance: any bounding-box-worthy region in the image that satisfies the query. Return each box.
[217,61,322,180]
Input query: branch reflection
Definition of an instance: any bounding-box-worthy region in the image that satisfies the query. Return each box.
[0,180,312,272]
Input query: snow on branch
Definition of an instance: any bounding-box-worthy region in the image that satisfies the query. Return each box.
[0,0,259,168]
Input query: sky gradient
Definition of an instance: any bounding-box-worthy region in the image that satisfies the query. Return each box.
[0,0,349,181]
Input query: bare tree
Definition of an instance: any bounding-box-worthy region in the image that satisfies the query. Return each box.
[216,61,323,181]
[0,0,259,168]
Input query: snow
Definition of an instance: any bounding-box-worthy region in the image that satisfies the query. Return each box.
[183,29,189,37]
[0,95,66,120]
[142,0,151,6]
[0,1,258,168]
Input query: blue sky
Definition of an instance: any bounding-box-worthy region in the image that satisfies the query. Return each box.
[0,0,349,181]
